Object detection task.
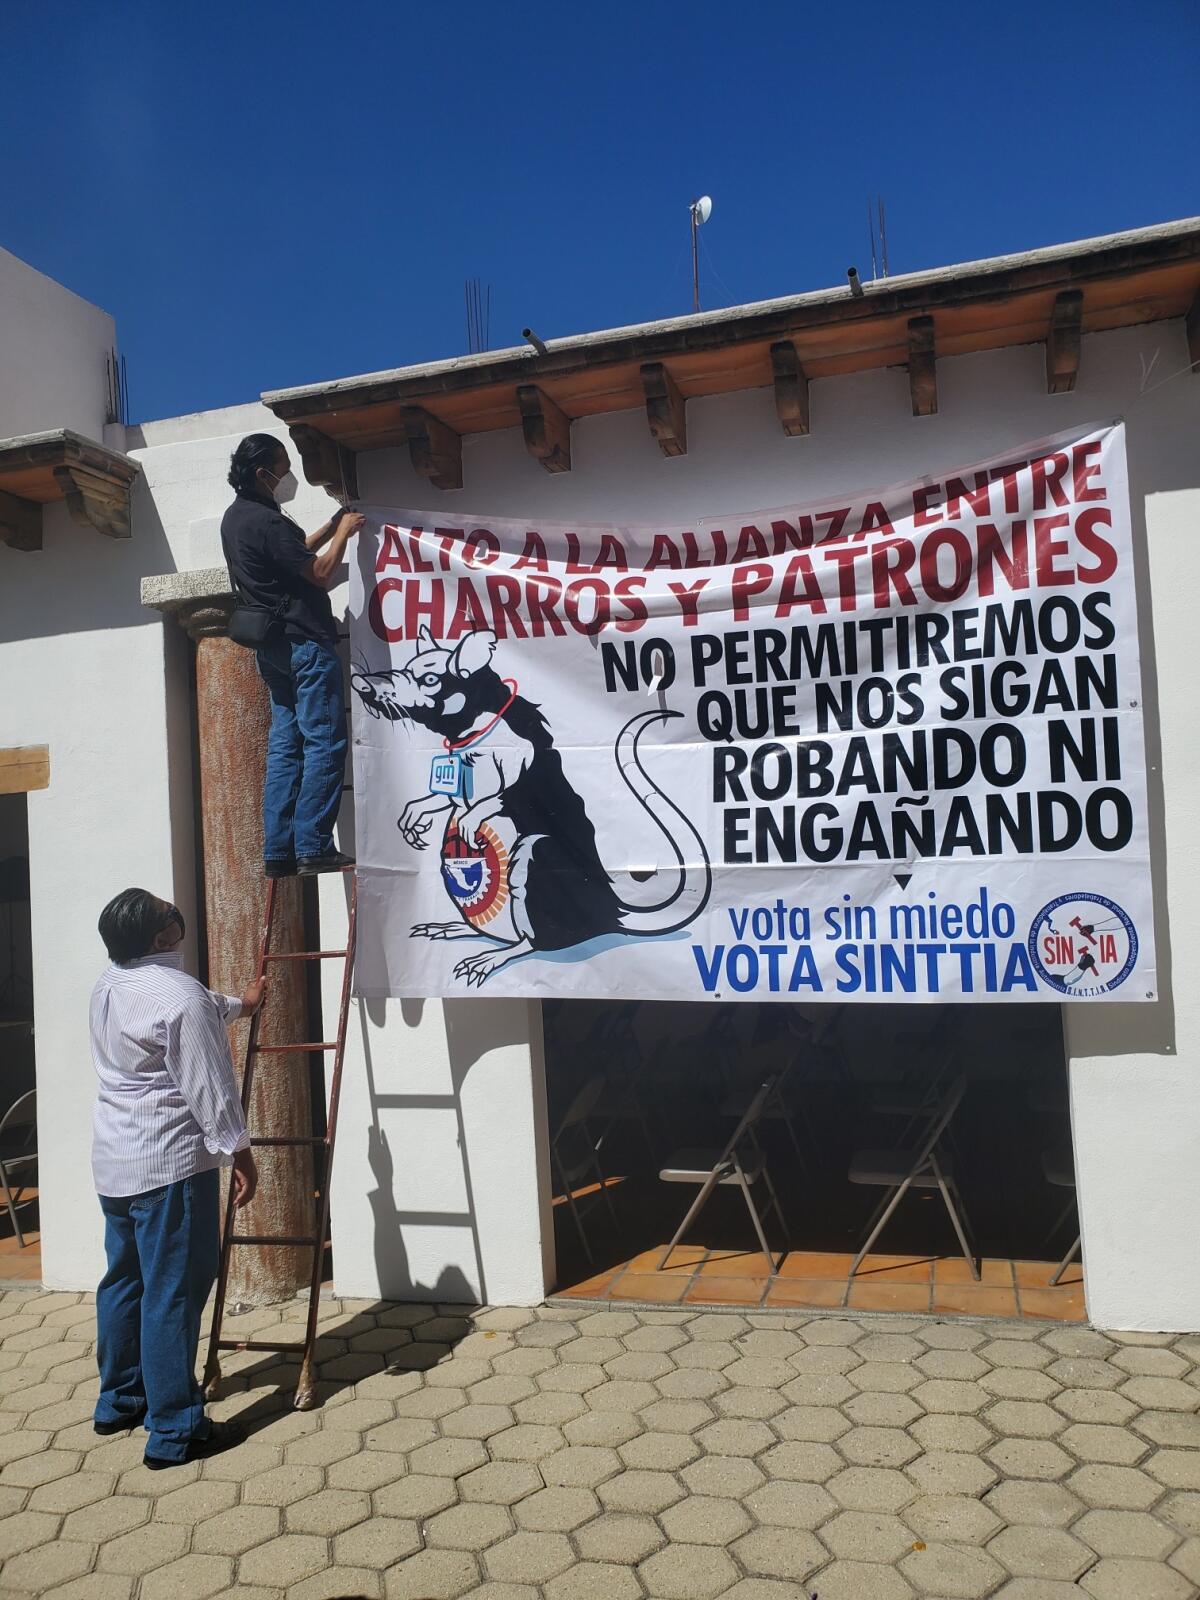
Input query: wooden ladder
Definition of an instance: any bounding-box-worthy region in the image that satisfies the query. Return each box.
[202,866,357,1411]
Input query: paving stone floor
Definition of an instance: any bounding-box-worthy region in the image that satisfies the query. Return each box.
[1,1286,1200,1599]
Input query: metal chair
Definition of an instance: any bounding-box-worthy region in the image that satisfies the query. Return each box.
[1042,1146,1081,1286]
[847,1075,978,1280]
[657,1077,790,1276]
[550,1075,617,1267]
[0,1090,37,1248]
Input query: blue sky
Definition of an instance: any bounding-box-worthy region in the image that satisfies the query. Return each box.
[5,0,1197,422]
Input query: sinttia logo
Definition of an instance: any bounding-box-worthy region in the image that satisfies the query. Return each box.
[1028,893,1137,996]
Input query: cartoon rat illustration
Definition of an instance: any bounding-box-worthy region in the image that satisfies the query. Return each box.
[352,627,711,986]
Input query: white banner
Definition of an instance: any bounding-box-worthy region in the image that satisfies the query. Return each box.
[349,422,1155,1004]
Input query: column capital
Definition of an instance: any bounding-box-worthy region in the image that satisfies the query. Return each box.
[141,567,236,639]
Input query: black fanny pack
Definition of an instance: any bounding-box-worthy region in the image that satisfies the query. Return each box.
[228,603,283,649]
[227,568,288,649]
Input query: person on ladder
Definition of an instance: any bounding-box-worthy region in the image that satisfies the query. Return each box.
[221,433,363,878]
[89,890,263,1468]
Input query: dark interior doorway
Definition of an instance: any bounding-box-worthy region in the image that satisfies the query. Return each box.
[543,999,1081,1321]
[0,793,38,1276]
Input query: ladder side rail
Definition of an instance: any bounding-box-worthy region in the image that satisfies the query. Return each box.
[203,880,278,1396]
[294,874,357,1408]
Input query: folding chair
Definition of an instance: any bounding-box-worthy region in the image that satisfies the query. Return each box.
[847,1075,978,1280]
[550,1075,617,1267]
[0,1090,37,1249]
[1042,1146,1081,1286]
[658,1077,790,1276]
[868,1011,961,1151]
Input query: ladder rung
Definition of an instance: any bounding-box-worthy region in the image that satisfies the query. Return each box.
[217,1338,306,1353]
[252,1042,339,1053]
[229,1234,321,1246]
[250,1136,327,1148]
[264,950,349,962]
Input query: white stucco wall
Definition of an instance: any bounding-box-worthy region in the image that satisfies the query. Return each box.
[0,248,117,442]
[4,308,1198,1325]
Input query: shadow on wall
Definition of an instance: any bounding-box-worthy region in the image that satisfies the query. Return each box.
[358,995,495,1307]
[0,474,179,645]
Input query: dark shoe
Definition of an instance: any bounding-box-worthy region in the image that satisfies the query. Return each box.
[143,1419,246,1470]
[94,1411,146,1436]
[264,858,297,879]
[297,850,355,876]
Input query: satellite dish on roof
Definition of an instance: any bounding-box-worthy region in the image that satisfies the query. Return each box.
[689,196,714,313]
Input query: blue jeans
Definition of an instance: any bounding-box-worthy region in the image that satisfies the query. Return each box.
[256,636,347,862]
[95,1169,219,1462]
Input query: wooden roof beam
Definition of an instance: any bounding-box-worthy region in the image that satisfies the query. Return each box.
[0,487,42,552]
[289,424,358,502]
[641,362,687,457]
[402,407,462,491]
[907,316,937,416]
[1047,289,1084,393]
[516,385,572,472]
[770,341,810,436]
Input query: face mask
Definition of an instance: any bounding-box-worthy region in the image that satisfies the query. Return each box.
[268,469,299,505]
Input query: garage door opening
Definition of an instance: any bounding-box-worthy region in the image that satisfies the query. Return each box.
[543,1000,1081,1321]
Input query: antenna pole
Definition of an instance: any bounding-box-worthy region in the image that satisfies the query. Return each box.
[691,204,700,314]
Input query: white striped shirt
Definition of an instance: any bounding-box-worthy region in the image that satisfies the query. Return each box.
[90,952,250,1198]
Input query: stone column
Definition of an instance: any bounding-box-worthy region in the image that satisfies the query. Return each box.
[144,572,315,1306]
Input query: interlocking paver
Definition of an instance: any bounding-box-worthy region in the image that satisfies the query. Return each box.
[908,1450,999,1497]
[988,1438,1075,1481]
[1062,1421,1151,1463]
[6,1540,96,1592]
[1080,1557,1194,1599]
[5,1288,1200,1600]
[485,1529,575,1583]
[840,1425,922,1467]
[576,1510,666,1562]
[427,1500,515,1548]
[639,1542,740,1598]
[822,1507,915,1561]
[1074,1508,1181,1558]
[680,1453,766,1498]
[541,1444,622,1487]
[659,1493,752,1545]
[808,1560,916,1598]
[988,1524,1096,1580]
[905,1492,1003,1544]
[745,1478,837,1528]
[732,1524,828,1579]
[1054,1387,1137,1424]
[513,1485,598,1531]
[1068,1462,1164,1509]
[544,1561,642,1599]
[618,1430,700,1469]
[191,1502,280,1555]
[383,1546,479,1597]
[97,1522,190,1575]
[596,1468,685,1514]
[829,1465,918,1512]
[139,1553,234,1600]
[901,1540,1008,1596]
[333,1515,423,1566]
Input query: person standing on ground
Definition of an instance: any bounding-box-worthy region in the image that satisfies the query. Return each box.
[221,433,364,877]
[90,889,263,1468]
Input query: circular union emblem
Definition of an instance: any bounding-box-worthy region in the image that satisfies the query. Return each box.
[1028,893,1138,996]
[440,820,510,928]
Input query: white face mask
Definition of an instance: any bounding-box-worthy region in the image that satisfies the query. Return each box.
[268,469,299,505]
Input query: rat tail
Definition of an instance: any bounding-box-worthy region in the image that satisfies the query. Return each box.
[611,710,712,935]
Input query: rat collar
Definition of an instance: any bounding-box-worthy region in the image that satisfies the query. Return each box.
[444,680,518,753]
